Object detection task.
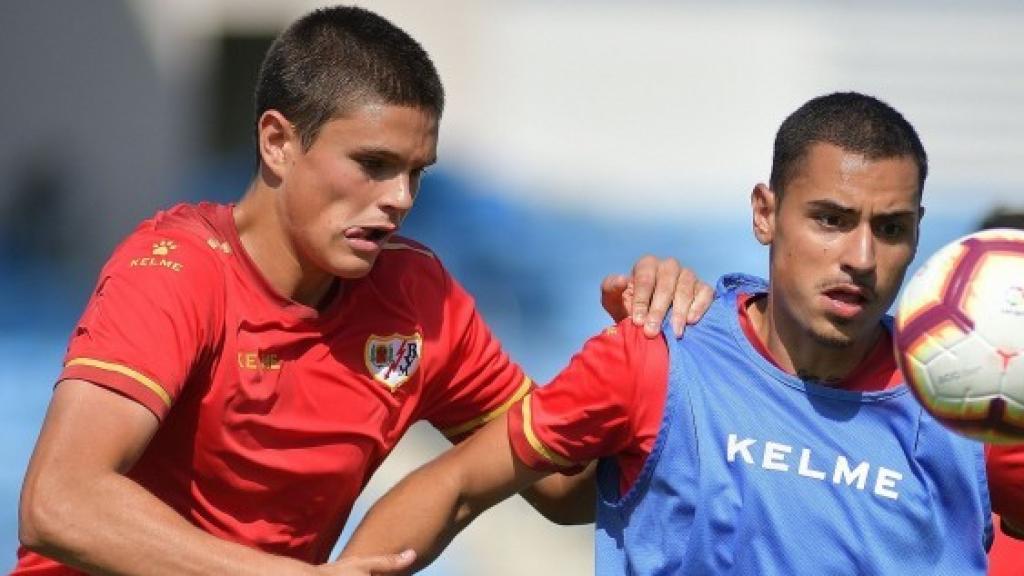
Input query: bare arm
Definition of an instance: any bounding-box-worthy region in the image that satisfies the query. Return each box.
[518,462,596,525]
[342,412,544,572]
[19,380,411,576]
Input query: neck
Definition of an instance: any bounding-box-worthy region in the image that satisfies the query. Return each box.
[748,294,880,385]
[233,180,337,309]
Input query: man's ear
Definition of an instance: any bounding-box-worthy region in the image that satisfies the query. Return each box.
[751,183,777,246]
[257,110,298,180]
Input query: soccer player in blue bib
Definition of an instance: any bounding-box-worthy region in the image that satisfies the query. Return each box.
[341,92,1024,574]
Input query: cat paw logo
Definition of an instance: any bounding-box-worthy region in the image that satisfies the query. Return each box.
[152,240,177,256]
[364,333,422,392]
[130,239,184,272]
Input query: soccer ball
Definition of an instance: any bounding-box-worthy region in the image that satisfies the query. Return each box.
[894,228,1024,444]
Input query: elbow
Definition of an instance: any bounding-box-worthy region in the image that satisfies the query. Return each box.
[19,479,76,556]
[19,492,60,552]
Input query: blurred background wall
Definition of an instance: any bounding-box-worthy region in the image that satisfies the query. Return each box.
[2,1,1023,573]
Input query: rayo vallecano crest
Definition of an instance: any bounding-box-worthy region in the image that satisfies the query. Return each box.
[364,332,423,391]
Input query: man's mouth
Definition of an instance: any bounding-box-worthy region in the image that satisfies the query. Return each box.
[343,226,395,251]
[821,285,872,319]
[824,288,866,305]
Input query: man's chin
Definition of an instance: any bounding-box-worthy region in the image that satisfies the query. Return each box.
[811,316,878,349]
[329,254,378,279]
[810,330,855,349]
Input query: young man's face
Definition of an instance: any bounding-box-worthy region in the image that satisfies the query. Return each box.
[278,102,438,278]
[755,142,923,347]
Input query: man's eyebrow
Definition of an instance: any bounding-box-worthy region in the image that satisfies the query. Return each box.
[806,199,856,215]
[352,147,437,167]
[351,147,402,160]
[873,208,919,219]
[806,199,917,219]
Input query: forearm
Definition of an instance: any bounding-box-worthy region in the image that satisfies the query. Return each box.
[342,417,545,572]
[21,470,312,576]
[343,457,474,572]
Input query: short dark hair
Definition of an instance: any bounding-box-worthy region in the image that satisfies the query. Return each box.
[769,92,928,199]
[254,5,445,152]
[977,207,1024,231]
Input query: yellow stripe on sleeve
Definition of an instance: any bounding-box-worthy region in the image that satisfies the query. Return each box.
[441,376,533,438]
[65,358,173,407]
[521,393,575,468]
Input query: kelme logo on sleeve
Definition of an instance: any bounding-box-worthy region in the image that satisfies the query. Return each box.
[129,239,184,272]
[364,333,422,391]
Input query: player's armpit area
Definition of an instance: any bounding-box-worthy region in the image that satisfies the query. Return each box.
[986,443,1024,528]
[1003,515,1024,540]
[518,462,597,525]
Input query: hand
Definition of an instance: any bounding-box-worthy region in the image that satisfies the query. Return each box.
[318,550,416,575]
[601,255,714,338]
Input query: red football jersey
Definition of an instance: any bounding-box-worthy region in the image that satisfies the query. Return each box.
[14,203,530,572]
[509,293,1024,528]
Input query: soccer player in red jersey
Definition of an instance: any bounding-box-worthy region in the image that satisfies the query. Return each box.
[342,93,1024,575]
[12,7,713,576]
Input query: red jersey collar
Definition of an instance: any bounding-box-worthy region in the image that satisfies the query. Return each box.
[736,293,901,392]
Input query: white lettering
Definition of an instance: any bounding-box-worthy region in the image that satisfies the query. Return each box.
[724,434,902,501]
[797,448,826,480]
[762,441,791,472]
[727,434,756,464]
[832,456,869,490]
[874,467,902,500]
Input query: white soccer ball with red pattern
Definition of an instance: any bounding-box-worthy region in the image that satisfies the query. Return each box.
[895,228,1024,444]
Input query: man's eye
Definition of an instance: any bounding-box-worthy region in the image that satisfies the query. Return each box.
[357,157,390,177]
[360,158,384,171]
[878,221,906,238]
[816,214,842,228]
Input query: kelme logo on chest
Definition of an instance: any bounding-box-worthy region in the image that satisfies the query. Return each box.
[364,332,422,392]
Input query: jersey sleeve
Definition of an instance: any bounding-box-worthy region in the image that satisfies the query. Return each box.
[420,268,532,442]
[507,320,668,472]
[59,228,224,420]
[987,444,1024,538]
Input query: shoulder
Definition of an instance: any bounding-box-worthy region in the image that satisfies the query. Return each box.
[101,203,230,293]
[715,273,768,299]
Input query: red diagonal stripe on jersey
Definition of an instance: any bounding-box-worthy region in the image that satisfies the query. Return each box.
[384,340,408,379]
